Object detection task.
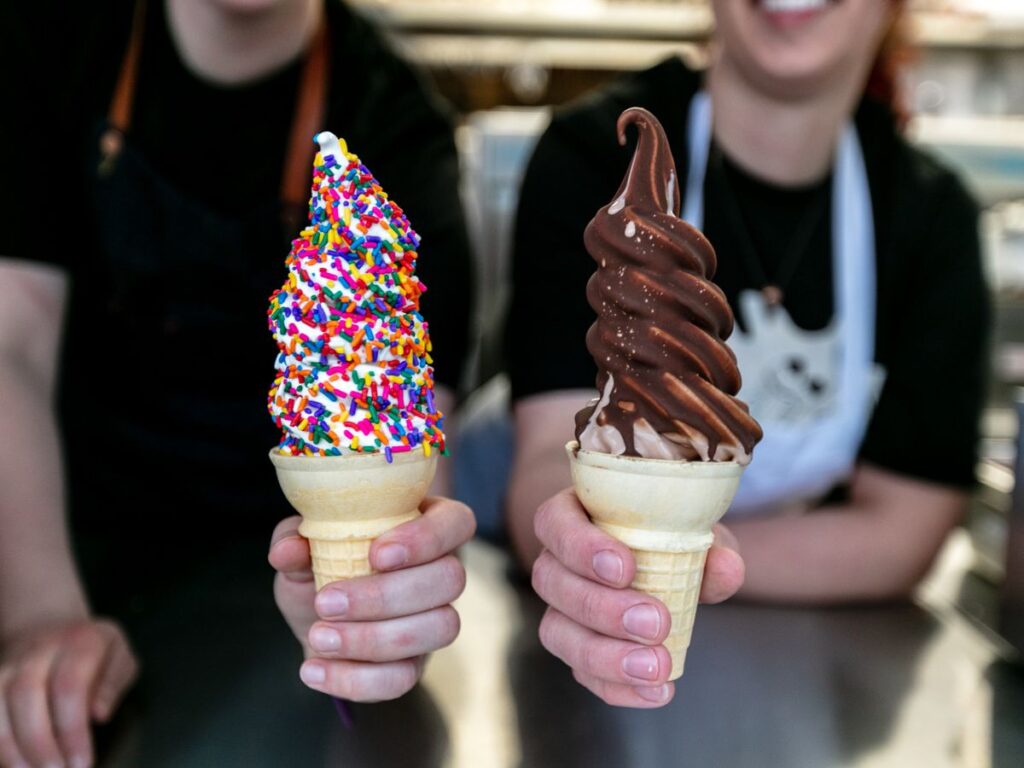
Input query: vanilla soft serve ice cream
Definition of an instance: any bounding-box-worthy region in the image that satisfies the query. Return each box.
[268,132,444,460]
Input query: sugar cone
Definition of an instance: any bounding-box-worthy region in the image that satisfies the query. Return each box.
[270,448,438,590]
[566,441,742,680]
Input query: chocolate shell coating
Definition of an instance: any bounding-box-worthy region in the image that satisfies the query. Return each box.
[575,107,762,462]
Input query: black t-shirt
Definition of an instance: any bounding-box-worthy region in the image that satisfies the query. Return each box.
[1,1,472,531]
[508,58,989,490]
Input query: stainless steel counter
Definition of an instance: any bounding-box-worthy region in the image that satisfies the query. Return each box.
[95,538,1022,768]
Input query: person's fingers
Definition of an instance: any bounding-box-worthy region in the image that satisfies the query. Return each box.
[5,648,64,768]
[268,516,313,583]
[274,571,319,655]
[712,522,740,553]
[314,556,466,622]
[538,607,672,686]
[700,526,745,604]
[298,658,422,702]
[572,668,675,709]
[49,628,108,767]
[533,489,635,588]
[88,627,138,724]
[531,550,669,644]
[307,606,460,663]
[0,668,30,768]
[370,497,476,572]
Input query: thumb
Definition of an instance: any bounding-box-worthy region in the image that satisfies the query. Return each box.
[90,637,138,723]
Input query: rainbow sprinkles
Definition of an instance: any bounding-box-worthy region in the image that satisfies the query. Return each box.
[267,132,445,460]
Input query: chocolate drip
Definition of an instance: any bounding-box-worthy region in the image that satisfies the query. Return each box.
[575,107,762,462]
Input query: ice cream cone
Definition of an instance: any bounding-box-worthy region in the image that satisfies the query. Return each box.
[270,448,438,590]
[566,441,743,680]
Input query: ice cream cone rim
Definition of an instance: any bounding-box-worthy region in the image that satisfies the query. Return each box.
[269,445,432,472]
[592,521,714,552]
[567,441,744,479]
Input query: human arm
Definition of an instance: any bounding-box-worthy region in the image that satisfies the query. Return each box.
[268,496,475,701]
[730,463,965,603]
[0,259,138,768]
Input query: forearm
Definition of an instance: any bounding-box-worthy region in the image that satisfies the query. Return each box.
[0,362,86,638]
[506,441,572,570]
[729,495,961,604]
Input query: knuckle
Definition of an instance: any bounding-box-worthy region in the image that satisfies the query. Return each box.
[271,515,301,542]
[446,499,475,533]
[352,577,386,617]
[537,610,558,653]
[533,498,556,541]
[380,661,419,701]
[536,610,552,651]
[436,606,460,647]
[577,585,606,630]
[440,557,467,602]
[50,665,86,701]
[425,524,447,558]
[7,668,42,701]
[581,641,605,677]
[530,554,550,599]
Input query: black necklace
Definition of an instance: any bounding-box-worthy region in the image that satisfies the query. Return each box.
[709,146,828,308]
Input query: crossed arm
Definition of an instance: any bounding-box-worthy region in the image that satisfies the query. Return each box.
[505,391,967,706]
[0,259,139,768]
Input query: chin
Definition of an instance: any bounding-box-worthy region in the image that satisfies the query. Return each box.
[711,0,893,97]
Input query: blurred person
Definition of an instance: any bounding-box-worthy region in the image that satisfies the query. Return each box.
[506,0,989,707]
[0,0,475,765]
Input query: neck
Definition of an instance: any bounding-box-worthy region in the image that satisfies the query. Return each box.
[706,53,864,186]
[167,0,322,85]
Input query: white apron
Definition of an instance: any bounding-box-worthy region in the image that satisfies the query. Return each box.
[682,91,883,516]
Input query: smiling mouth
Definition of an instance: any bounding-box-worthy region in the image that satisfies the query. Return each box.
[757,0,836,14]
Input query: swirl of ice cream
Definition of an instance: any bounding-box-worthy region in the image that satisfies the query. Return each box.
[268,132,444,459]
[575,107,761,463]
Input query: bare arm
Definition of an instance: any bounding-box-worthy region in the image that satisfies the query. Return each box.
[505,390,592,568]
[0,259,137,768]
[0,260,83,635]
[730,463,966,603]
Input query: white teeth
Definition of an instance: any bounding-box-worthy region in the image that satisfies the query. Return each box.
[762,0,828,12]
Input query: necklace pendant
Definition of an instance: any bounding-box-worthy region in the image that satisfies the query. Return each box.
[762,285,784,307]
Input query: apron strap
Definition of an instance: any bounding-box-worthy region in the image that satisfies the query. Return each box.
[280,22,330,227]
[101,0,330,223]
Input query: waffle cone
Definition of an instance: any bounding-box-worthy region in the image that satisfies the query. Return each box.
[270,448,438,590]
[566,441,743,680]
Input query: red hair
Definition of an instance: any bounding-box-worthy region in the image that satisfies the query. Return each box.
[865,0,914,127]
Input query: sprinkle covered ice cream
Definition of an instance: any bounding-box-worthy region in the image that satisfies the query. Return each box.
[268,132,444,460]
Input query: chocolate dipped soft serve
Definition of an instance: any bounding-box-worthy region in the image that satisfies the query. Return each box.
[575,107,762,463]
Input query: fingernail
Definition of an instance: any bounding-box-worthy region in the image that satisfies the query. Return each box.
[623,604,661,640]
[70,756,92,768]
[637,683,670,703]
[593,550,624,584]
[310,626,342,652]
[623,648,660,681]
[316,589,349,618]
[300,661,326,686]
[376,544,408,570]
